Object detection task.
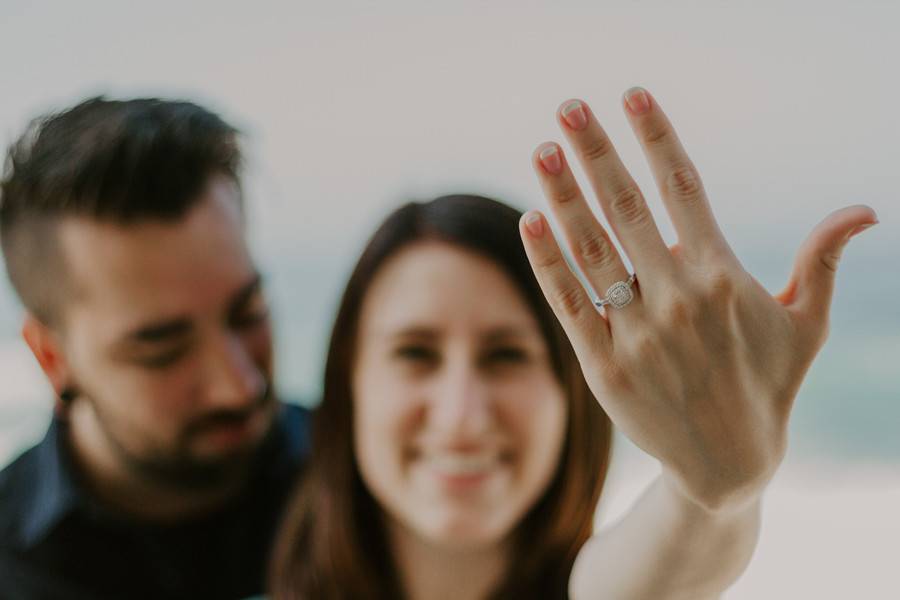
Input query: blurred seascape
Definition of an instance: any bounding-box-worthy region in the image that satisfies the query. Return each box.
[2,209,898,599]
[2,231,898,466]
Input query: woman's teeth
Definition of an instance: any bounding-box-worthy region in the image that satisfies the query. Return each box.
[428,452,498,475]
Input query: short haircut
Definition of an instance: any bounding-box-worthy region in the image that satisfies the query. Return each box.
[0,96,243,326]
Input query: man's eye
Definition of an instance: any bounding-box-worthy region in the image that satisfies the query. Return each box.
[137,348,187,369]
[232,308,270,329]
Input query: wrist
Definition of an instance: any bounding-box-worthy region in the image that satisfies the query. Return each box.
[660,468,764,518]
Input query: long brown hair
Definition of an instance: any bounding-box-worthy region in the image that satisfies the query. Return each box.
[270,194,612,599]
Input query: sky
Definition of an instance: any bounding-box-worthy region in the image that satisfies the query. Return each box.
[0,2,898,593]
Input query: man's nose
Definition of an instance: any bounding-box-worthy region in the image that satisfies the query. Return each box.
[203,333,267,409]
[429,363,492,439]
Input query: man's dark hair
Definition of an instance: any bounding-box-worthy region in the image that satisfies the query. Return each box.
[0,96,243,326]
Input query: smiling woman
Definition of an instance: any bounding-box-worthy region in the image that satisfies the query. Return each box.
[269,194,612,600]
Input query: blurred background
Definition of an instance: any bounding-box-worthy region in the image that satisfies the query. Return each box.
[0,1,897,597]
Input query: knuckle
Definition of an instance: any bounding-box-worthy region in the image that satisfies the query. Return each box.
[533,248,564,270]
[551,184,581,206]
[550,284,590,319]
[819,251,841,273]
[580,136,614,162]
[666,164,704,201]
[701,268,737,301]
[643,123,672,146]
[660,293,697,327]
[608,186,648,225]
[576,229,617,269]
[624,330,660,362]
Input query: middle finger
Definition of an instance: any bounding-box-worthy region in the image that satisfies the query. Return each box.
[557,99,673,280]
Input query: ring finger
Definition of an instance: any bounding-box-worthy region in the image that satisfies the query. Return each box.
[532,141,642,323]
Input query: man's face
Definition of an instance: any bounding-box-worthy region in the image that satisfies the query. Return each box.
[54,175,277,488]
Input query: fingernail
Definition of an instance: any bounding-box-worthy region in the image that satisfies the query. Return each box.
[624,87,651,115]
[561,100,588,131]
[848,221,878,239]
[538,144,562,175]
[524,211,544,237]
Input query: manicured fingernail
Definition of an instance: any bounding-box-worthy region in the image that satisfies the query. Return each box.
[524,211,544,237]
[525,211,544,237]
[624,87,651,115]
[561,100,588,131]
[848,221,878,239]
[538,144,562,175]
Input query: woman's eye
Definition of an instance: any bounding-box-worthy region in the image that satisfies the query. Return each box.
[484,347,528,364]
[394,346,437,362]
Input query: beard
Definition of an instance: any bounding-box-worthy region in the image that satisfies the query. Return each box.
[70,381,279,492]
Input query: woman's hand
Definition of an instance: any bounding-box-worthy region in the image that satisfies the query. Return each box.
[519,88,878,514]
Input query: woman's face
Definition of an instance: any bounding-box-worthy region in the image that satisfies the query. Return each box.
[352,241,567,549]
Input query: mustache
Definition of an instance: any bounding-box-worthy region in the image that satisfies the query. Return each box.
[184,384,274,436]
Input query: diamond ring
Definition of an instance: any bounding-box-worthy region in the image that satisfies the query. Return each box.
[594,273,637,310]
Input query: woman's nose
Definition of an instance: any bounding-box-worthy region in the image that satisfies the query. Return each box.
[429,363,492,439]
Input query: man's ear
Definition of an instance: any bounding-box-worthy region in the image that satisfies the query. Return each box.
[21,313,71,399]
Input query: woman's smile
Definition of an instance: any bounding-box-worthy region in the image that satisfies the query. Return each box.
[410,447,512,493]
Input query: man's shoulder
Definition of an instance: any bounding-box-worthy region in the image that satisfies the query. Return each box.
[274,401,313,462]
[280,401,311,424]
[0,443,42,541]
[0,441,42,499]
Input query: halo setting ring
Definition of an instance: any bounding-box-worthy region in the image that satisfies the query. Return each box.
[595,274,637,310]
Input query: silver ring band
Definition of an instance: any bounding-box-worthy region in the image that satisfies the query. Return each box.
[594,273,637,309]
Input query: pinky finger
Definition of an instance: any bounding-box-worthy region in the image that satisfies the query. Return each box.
[519,210,611,357]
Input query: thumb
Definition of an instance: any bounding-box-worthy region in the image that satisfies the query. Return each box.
[777,205,878,321]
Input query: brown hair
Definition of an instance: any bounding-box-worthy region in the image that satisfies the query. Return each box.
[270,194,612,599]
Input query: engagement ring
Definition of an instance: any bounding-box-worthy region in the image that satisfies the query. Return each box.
[594,274,637,310]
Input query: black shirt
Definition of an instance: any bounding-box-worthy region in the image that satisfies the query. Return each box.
[0,403,310,600]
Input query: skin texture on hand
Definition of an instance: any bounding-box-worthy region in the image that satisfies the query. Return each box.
[519,89,878,598]
[520,88,877,514]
